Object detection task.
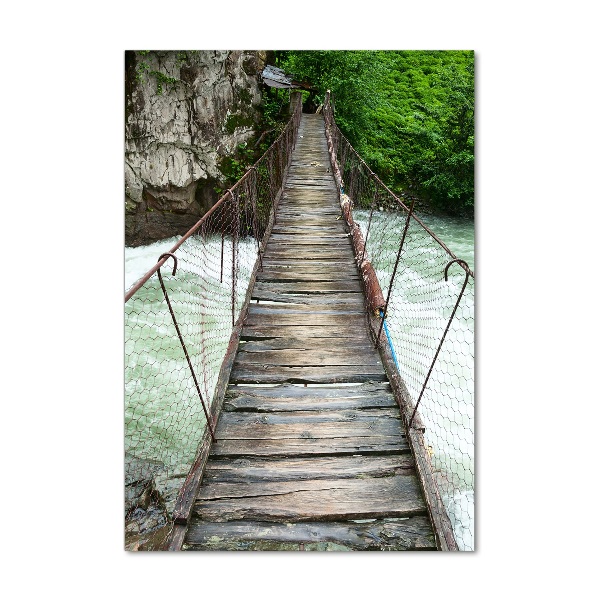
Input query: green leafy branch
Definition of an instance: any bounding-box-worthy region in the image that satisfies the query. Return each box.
[135,55,182,95]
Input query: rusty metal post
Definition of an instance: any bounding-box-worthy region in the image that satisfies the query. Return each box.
[230,189,239,328]
[156,253,216,442]
[375,199,415,347]
[408,259,472,430]
[359,187,378,266]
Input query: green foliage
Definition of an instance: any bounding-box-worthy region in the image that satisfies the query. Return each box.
[278,50,474,216]
[260,91,287,130]
[249,86,291,157]
[279,51,383,142]
[238,87,252,104]
[225,112,254,134]
[215,143,255,194]
[151,70,178,95]
[135,54,180,95]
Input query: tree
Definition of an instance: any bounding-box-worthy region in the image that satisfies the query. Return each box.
[277,50,474,216]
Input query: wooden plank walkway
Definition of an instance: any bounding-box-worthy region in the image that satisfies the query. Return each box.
[183,114,436,551]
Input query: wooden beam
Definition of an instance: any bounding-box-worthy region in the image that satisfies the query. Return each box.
[185,517,436,551]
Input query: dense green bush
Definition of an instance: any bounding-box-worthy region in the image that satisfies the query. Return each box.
[278,51,474,216]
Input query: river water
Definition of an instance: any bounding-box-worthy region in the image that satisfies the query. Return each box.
[125,213,474,550]
[125,235,257,475]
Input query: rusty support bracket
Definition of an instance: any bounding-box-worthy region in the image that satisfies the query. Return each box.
[156,253,217,443]
[408,258,472,430]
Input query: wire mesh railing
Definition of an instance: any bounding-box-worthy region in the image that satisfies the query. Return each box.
[124,93,302,549]
[323,91,475,551]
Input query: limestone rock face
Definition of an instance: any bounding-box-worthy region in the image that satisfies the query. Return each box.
[125,50,268,246]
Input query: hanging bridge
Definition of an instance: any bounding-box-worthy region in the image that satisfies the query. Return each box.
[125,92,474,551]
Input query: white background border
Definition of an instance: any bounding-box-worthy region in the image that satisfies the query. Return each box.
[2,1,598,597]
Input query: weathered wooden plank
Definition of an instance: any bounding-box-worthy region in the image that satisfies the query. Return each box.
[226,382,392,398]
[223,392,397,413]
[285,184,336,190]
[225,385,391,400]
[256,264,359,274]
[229,364,387,384]
[286,175,334,181]
[269,218,343,223]
[270,227,343,234]
[234,349,382,367]
[260,255,356,265]
[272,219,340,226]
[264,243,354,252]
[244,312,365,326]
[215,416,401,440]
[278,196,338,202]
[286,169,331,173]
[274,216,339,223]
[264,248,355,257]
[274,216,342,223]
[237,338,374,351]
[247,302,365,314]
[218,408,400,426]
[276,202,339,206]
[240,325,369,339]
[222,396,394,413]
[276,212,338,218]
[279,193,337,198]
[252,281,362,294]
[284,185,337,191]
[255,271,360,282]
[288,170,331,175]
[248,305,364,316]
[194,475,427,522]
[251,290,364,305]
[209,436,409,458]
[267,233,350,240]
[184,517,436,551]
[203,455,414,484]
[263,243,352,252]
[278,196,337,200]
[283,189,335,194]
[260,260,354,268]
[285,181,333,186]
[260,261,351,270]
[278,196,338,200]
[276,208,338,213]
[277,200,338,204]
[270,221,344,227]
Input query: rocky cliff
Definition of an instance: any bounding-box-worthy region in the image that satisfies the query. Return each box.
[125,50,269,246]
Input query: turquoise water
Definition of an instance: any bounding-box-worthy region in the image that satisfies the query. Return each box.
[125,235,257,475]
